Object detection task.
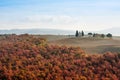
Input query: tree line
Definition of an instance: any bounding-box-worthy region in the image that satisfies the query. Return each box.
[75,30,112,38]
[75,30,84,37]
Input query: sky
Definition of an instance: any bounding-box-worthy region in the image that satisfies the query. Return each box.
[0,0,120,31]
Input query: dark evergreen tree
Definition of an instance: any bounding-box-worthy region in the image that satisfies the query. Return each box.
[101,34,105,38]
[75,30,79,37]
[82,30,84,36]
[106,33,112,38]
[88,32,92,36]
[93,33,96,37]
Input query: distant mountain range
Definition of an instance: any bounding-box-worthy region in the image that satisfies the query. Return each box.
[0,27,119,36]
[0,29,75,35]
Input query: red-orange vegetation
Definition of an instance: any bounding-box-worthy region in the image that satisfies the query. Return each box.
[0,34,119,80]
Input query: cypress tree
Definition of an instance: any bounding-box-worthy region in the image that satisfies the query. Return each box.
[82,30,84,36]
[75,30,79,37]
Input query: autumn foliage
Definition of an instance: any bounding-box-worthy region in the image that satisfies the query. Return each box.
[0,34,120,80]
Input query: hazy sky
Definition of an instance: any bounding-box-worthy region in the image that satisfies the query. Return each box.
[0,0,120,31]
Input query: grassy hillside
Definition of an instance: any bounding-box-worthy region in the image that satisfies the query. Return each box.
[0,34,120,80]
[48,36,120,54]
